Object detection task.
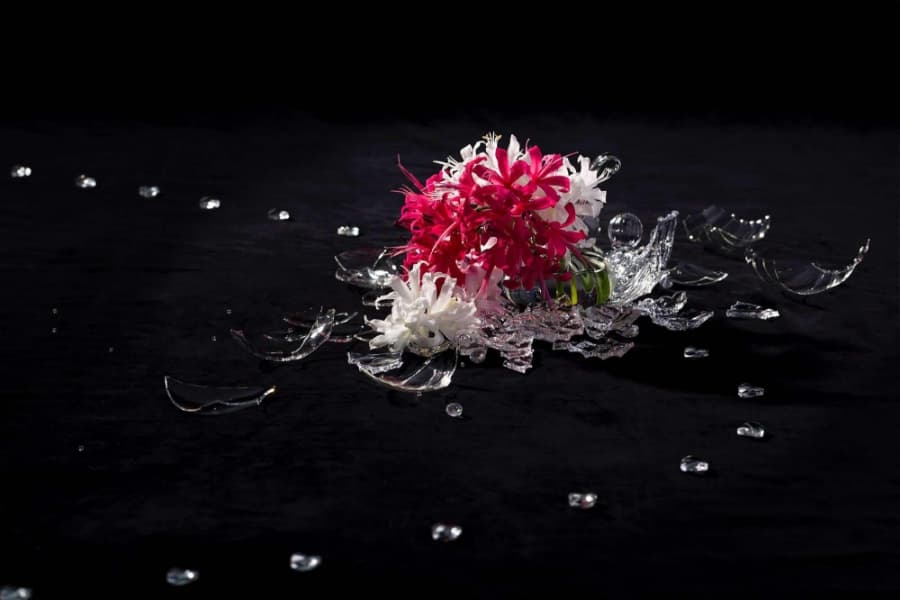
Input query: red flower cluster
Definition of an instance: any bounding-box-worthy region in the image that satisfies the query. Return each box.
[396,145,586,292]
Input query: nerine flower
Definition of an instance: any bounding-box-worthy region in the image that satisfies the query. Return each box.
[368,263,479,354]
[396,134,607,293]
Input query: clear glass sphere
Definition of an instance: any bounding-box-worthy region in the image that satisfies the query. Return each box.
[608,213,643,248]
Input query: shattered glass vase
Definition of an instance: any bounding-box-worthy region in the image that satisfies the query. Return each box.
[604,211,678,305]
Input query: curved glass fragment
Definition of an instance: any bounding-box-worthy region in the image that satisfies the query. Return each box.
[164,376,276,414]
[647,308,714,331]
[283,309,361,343]
[353,350,457,393]
[682,205,771,251]
[745,239,870,295]
[661,262,729,288]
[334,248,399,289]
[231,309,334,362]
[605,211,679,305]
[552,337,634,359]
[347,349,404,374]
[590,153,622,183]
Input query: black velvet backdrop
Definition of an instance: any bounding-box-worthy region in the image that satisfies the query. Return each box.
[0,8,898,597]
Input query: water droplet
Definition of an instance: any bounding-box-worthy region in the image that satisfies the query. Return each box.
[138,185,161,198]
[336,225,360,237]
[289,553,322,572]
[0,586,32,600]
[199,197,221,210]
[737,383,765,399]
[51,327,57,334]
[683,346,709,359]
[568,492,598,509]
[680,455,709,474]
[74,174,97,189]
[608,213,643,248]
[267,208,290,221]
[431,523,462,542]
[736,421,766,439]
[51,307,58,316]
[725,301,780,320]
[211,335,217,342]
[225,308,232,315]
[165,568,199,586]
[77,444,85,453]
[445,402,463,418]
[10,165,32,179]
[108,347,115,353]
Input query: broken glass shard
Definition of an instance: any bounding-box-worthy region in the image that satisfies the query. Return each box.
[636,292,688,317]
[661,262,728,288]
[166,568,199,586]
[682,205,770,251]
[736,421,766,439]
[362,289,393,308]
[737,383,765,399]
[431,523,463,542]
[568,492,598,509]
[552,337,634,360]
[354,350,456,393]
[680,456,709,474]
[648,308,714,331]
[289,554,322,572]
[74,174,97,189]
[9,165,31,178]
[164,376,276,414]
[683,346,709,359]
[347,349,404,375]
[199,196,221,210]
[590,153,622,183]
[231,309,334,362]
[726,301,780,320]
[334,248,399,289]
[283,309,360,343]
[608,213,643,248]
[267,208,290,221]
[745,239,870,295]
[336,225,360,237]
[138,185,160,198]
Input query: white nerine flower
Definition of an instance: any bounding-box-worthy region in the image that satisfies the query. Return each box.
[563,155,607,219]
[368,263,479,354]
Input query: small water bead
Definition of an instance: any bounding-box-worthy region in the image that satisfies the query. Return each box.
[568,492,598,509]
[77,444,85,452]
[211,335,217,342]
[51,327,57,334]
[10,165,32,178]
[165,568,199,586]
[607,213,643,248]
[51,307,58,315]
[445,402,463,418]
[431,523,463,542]
[336,225,360,237]
[225,308,232,315]
[0,587,32,600]
[199,197,221,210]
[736,421,766,439]
[108,347,115,353]
[138,185,161,198]
[289,553,322,572]
[680,455,709,474]
[267,208,290,221]
[737,383,765,399]
[74,174,97,189]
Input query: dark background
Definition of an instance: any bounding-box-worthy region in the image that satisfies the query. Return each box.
[0,6,898,597]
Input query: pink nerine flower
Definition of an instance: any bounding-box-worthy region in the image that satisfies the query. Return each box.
[396,134,603,294]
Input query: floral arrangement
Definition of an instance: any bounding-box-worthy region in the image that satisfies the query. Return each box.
[368,134,613,356]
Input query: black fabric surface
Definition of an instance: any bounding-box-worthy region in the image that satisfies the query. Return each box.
[0,113,898,596]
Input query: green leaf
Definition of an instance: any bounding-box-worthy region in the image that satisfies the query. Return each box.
[595,269,611,305]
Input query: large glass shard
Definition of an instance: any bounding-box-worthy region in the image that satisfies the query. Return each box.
[605,211,679,304]
[231,309,334,362]
[334,248,399,289]
[579,304,640,340]
[744,239,870,295]
[682,205,770,251]
[516,304,584,343]
[354,350,457,393]
[661,262,729,288]
[635,292,688,317]
[283,309,360,343]
[164,376,276,414]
